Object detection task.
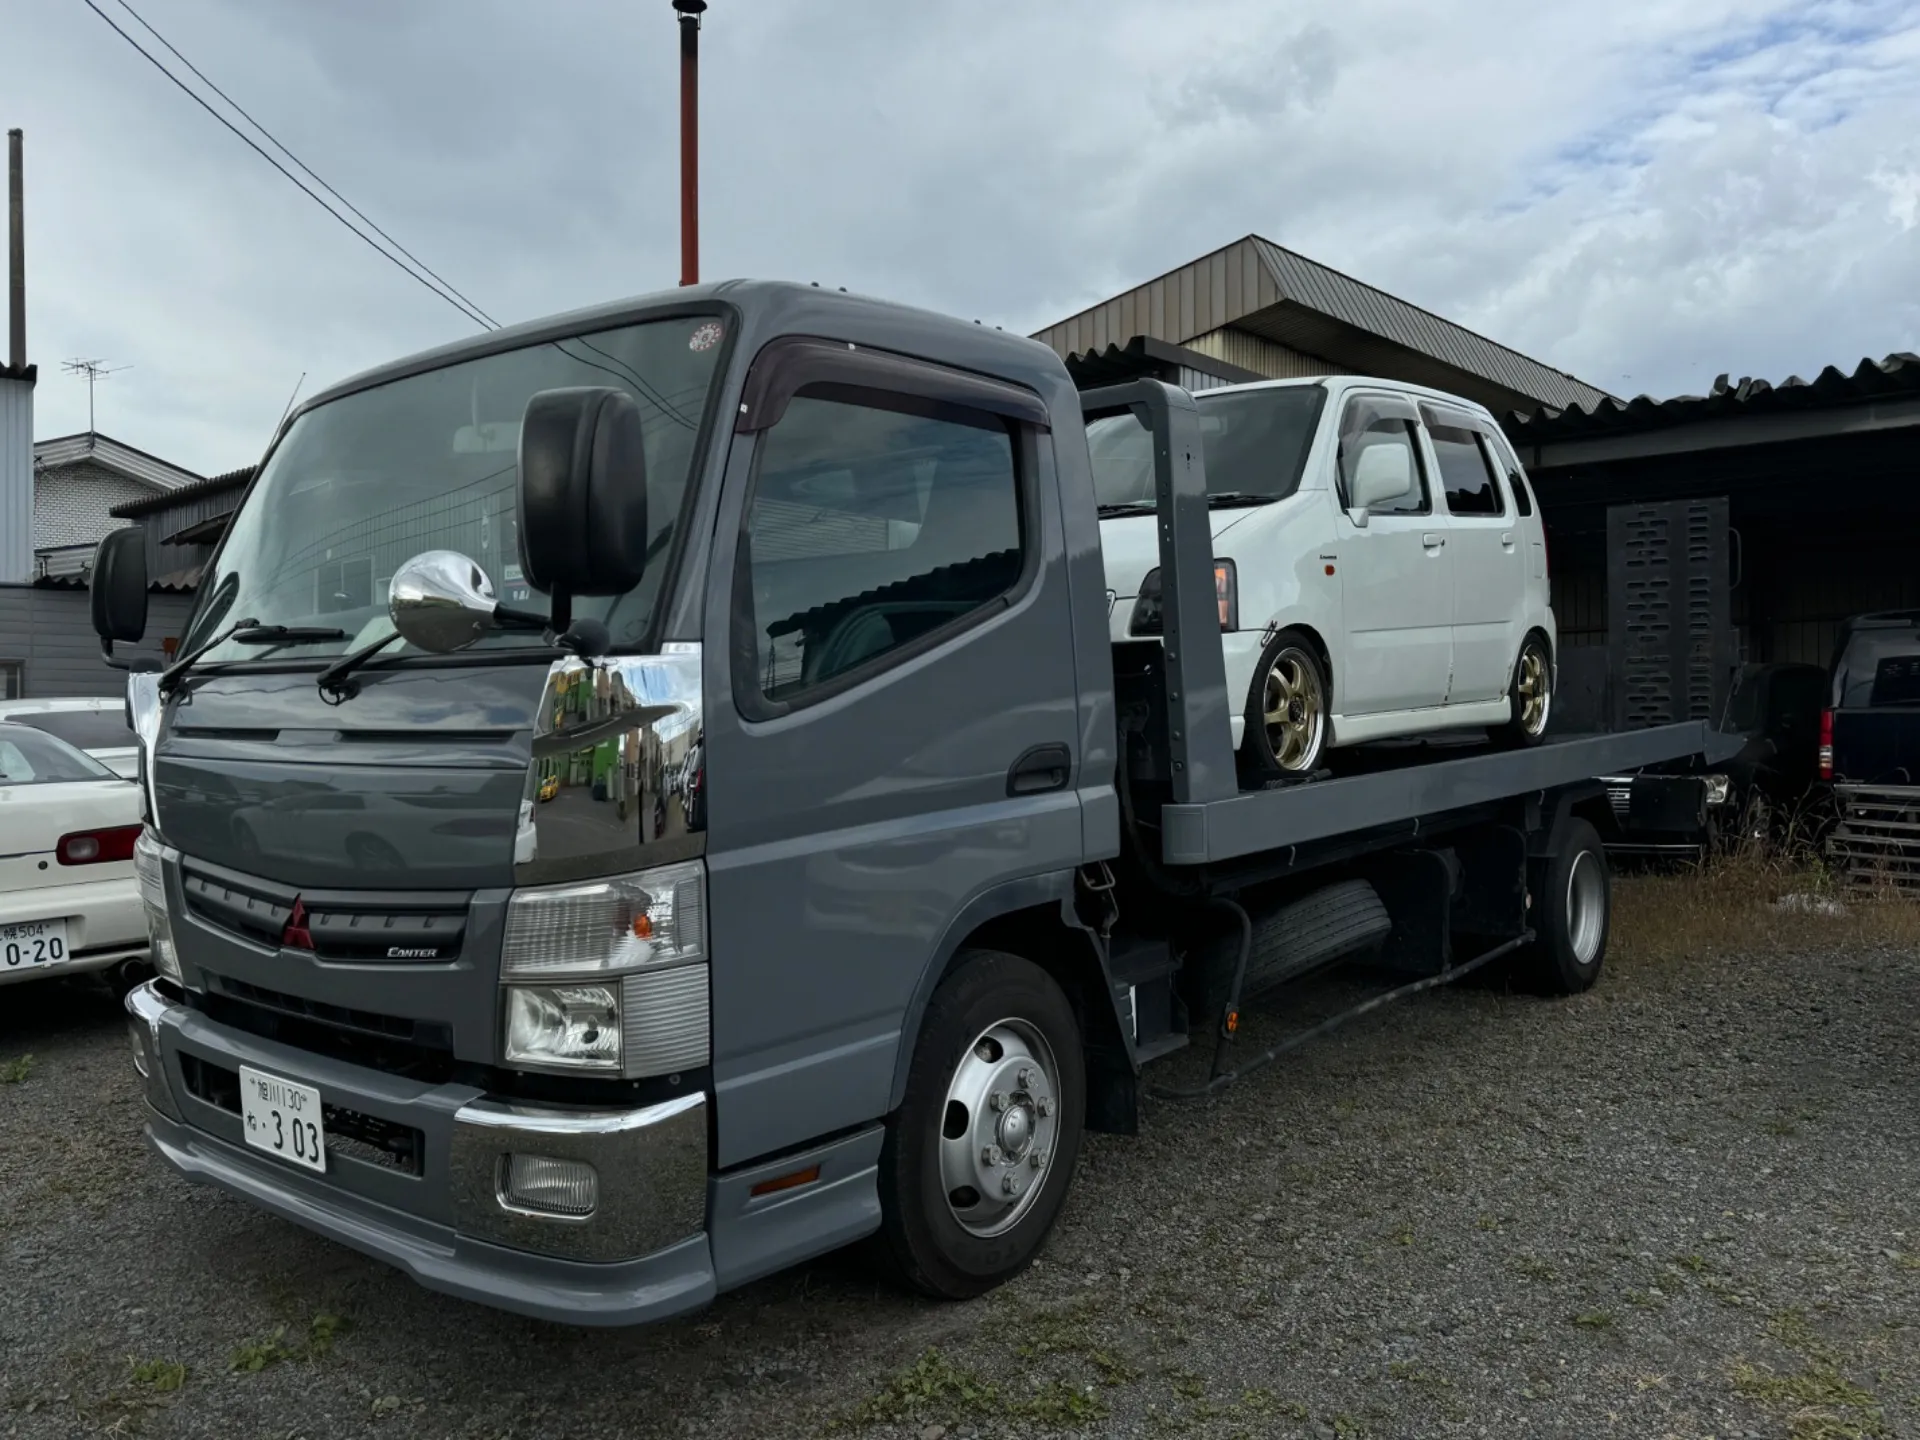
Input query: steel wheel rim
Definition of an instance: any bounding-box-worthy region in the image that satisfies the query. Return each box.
[1262,648,1324,772]
[1517,643,1550,736]
[1566,850,1606,964]
[938,1018,1061,1238]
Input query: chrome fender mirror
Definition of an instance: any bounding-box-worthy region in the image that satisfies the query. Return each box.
[389,550,500,654]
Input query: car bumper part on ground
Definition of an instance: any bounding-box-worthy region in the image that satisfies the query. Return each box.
[0,875,148,988]
[124,979,717,1326]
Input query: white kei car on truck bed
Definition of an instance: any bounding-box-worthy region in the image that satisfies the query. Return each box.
[1090,376,1556,777]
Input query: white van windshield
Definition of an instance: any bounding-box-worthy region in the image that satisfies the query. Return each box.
[1087,384,1326,513]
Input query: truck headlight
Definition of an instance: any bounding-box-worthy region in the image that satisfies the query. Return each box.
[500,861,709,1077]
[1703,775,1731,807]
[132,828,181,983]
[503,985,622,1070]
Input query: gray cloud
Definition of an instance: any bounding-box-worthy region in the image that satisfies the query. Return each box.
[5,0,1917,473]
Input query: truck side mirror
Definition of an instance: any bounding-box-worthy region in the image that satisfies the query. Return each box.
[516,387,649,606]
[90,527,149,648]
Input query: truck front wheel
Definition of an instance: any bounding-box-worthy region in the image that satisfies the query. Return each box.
[877,949,1085,1299]
[1518,817,1611,995]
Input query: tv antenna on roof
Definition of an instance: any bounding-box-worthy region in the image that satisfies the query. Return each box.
[61,357,130,432]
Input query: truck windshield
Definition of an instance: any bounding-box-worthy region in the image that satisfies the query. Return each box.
[1087,384,1326,512]
[1835,624,1920,708]
[184,315,728,663]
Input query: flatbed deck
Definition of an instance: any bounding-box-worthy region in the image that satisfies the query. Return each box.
[1159,723,1742,865]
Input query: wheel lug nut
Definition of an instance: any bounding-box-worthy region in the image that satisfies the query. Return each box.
[981,1144,1002,1166]
[1001,1174,1023,1197]
[1017,1067,1037,1090]
[988,1091,1008,1112]
[1036,1097,1055,1118]
[1030,1149,1047,1170]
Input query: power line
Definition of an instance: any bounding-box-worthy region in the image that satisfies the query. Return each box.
[106,0,500,330]
[78,0,495,331]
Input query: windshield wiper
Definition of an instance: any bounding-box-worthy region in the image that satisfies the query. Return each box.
[316,632,404,704]
[1205,491,1281,509]
[158,622,353,695]
[1096,501,1159,518]
[231,625,348,645]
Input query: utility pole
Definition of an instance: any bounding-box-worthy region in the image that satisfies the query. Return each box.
[7,129,23,372]
[673,0,706,286]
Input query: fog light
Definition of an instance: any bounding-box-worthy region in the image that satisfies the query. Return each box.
[1703,774,1732,807]
[128,1023,149,1079]
[499,1153,597,1218]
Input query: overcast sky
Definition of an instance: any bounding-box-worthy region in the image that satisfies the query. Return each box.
[7,0,1918,476]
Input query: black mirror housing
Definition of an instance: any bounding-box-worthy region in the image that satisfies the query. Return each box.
[516,387,649,598]
[90,527,149,644]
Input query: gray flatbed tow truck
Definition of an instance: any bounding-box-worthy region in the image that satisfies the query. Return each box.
[92,281,1732,1324]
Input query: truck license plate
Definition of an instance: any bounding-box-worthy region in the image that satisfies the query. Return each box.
[238,1066,327,1173]
[0,919,68,972]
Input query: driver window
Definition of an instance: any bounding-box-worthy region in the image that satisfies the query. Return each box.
[743,389,1023,704]
[1337,402,1429,516]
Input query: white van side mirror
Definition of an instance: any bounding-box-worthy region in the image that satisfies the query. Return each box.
[1351,443,1414,512]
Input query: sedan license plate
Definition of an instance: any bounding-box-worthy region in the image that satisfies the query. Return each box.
[238,1066,327,1173]
[0,919,68,973]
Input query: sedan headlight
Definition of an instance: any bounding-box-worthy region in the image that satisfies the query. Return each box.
[133,828,181,983]
[500,861,709,1077]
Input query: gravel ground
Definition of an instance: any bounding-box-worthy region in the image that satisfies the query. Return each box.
[3,893,1918,1440]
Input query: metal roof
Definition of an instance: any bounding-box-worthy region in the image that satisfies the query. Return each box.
[1062,335,1267,390]
[1508,352,1920,445]
[32,432,202,493]
[110,465,252,518]
[1033,235,1612,415]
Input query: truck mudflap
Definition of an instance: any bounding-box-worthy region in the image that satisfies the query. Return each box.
[124,980,717,1327]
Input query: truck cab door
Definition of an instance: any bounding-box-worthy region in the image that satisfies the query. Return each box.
[696,340,1087,1167]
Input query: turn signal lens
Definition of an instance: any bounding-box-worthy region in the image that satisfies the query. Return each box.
[501,861,706,978]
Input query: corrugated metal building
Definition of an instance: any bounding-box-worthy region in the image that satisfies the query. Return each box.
[1505,353,1920,669]
[1033,234,1611,414]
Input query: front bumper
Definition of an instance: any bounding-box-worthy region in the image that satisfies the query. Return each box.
[125,980,715,1326]
[0,875,148,987]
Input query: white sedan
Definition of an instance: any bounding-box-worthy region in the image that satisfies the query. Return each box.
[0,722,149,989]
[0,696,140,779]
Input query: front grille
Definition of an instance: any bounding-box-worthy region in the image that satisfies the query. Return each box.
[181,861,469,962]
[179,1054,426,1177]
[1829,785,1920,891]
[193,980,456,1084]
[1605,782,1632,822]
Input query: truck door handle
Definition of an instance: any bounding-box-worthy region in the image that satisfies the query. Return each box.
[1007,744,1072,796]
[1500,530,1515,548]
[1422,533,1445,549]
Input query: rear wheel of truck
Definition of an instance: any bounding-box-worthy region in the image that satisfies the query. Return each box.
[877,948,1085,1299]
[1517,816,1610,995]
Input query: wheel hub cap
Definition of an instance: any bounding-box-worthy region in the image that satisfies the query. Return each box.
[939,1020,1060,1238]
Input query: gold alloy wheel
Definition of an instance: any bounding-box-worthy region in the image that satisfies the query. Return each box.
[1261,648,1325,771]
[1517,642,1551,736]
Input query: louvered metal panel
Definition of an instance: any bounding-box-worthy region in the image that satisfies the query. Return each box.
[1607,498,1734,729]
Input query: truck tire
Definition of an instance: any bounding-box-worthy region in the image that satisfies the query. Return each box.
[1494,631,1553,749]
[1517,817,1610,994]
[1243,628,1330,779]
[876,948,1085,1299]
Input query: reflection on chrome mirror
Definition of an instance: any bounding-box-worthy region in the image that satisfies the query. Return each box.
[389,550,501,654]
